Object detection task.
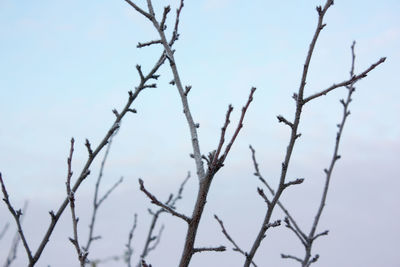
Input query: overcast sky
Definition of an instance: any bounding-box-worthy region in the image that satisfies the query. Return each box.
[0,1,399,266]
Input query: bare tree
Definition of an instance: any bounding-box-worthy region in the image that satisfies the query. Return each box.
[0,1,386,267]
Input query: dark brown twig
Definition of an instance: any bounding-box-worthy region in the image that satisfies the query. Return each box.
[276,115,293,128]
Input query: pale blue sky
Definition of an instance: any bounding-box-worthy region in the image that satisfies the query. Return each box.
[0,1,399,266]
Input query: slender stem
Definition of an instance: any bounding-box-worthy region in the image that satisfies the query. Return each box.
[146,0,206,181]
[302,41,358,266]
[85,130,122,252]
[3,201,28,267]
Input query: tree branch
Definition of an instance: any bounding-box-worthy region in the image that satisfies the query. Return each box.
[138,178,191,223]
[0,173,33,264]
[219,87,256,164]
[249,145,308,244]
[304,56,386,103]
[85,129,123,254]
[3,201,28,267]
[244,1,337,265]
[137,172,190,266]
[301,41,363,265]
[214,215,258,267]
[1,33,167,266]
[125,213,137,267]
[192,246,226,254]
[137,40,162,48]
[124,0,153,20]
[65,138,88,267]
[281,253,303,263]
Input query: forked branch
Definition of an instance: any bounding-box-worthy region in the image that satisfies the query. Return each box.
[1,28,167,266]
[85,129,124,254]
[137,172,190,266]
[139,179,191,224]
[125,2,257,266]
[3,201,28,267]
[243,1,385,266]
[0,173,33,264]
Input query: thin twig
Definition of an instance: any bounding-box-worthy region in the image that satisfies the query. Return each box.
[141,0,206,181]
[249,145,308,245]
[192,246,226,253]
[214,215,258,267]
[3,201,28,267]
[66,138,88,267]
[276,115,293,128]
[219,88,256,164]
[125,213,137,267]
[85,129,123,252]
[281,254,303,263]
[160,6,171,31]
[137,40,162,48]
[304,56,385,103]
[299,41,362,266]
[209,105,234,171]
[124,0,152,20]
[147,224,164,252]
[0,173,34,264]
[137,172,190,267]
[138,179,191,223]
